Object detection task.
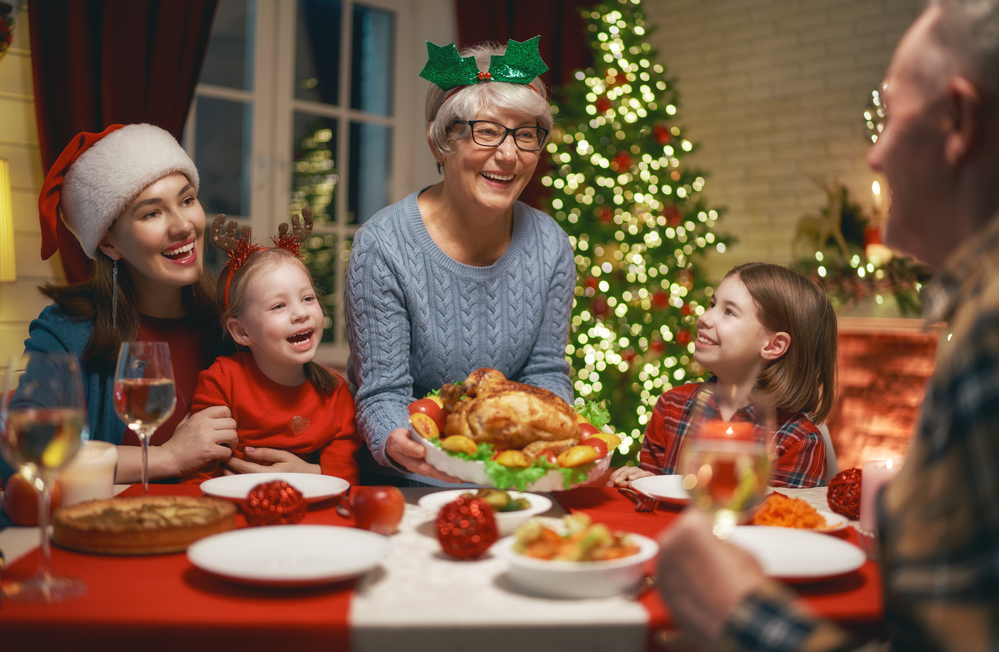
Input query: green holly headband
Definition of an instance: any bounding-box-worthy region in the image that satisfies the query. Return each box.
[419,36,549,96]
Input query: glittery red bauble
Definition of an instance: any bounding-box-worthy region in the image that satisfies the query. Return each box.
[436,497,498,559]
[828,468,862,520]
[664,205,682,227]
[611,152,633,171]
[597,207,614,224]
[680,303,692,317]
[592,296,609,318]
[243,480,307,526]
[677,330,692,346]
[653,125,671,144]
[595,96,612,114]
[652,291,668,309]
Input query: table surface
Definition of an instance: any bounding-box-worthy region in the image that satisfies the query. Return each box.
[0,484,880,652]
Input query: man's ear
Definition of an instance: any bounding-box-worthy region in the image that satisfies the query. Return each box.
[944,76,983,166]
[96,235,121,261]
[761,332,790,361]
[226,318,252,347]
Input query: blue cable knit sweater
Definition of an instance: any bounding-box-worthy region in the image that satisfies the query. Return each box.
[345,190,575,486]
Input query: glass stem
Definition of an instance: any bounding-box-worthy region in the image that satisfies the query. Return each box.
[36,476,54,582]
[140,431,150,495]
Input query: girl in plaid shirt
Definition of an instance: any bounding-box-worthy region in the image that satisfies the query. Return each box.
[611,263,836,488]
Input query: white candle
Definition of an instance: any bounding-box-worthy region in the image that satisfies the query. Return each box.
[859,457,901,534]
[59,440,118,506]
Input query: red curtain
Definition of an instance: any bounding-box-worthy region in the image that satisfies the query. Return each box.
[457,0,596,209]
[28,0,218,283]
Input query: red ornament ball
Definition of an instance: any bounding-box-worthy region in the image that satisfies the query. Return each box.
[680,302,692,317]
[243,480,307,527]
[653,125,671,144]
[664,205,682,227]
[436,496,498,559]
[584,275,599,289]
[592,296,609,318]
[611,152,633,171]
[652,291,668,309]
[827,468,862,520]
[650,339,665,354]
[597,207,614,224]
[622,348,636,363]
[595,96,612,114]
[676,330,692,346]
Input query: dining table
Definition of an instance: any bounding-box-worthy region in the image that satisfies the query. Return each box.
[0,483,883,652]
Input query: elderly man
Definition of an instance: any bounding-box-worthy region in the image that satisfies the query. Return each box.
[656,1,999,650]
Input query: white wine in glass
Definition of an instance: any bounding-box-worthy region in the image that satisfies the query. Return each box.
[113,342,176,494]
[1,352,87,602]
[681,384,773,539]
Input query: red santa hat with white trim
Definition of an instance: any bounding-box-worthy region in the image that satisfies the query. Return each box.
[38,123,200,260]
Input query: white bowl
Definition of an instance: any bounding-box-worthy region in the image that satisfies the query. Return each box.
[493,533,659,598]
[418,490,553,537]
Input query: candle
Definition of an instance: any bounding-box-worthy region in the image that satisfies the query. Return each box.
[59,440,118,506]
[859,457,901,534]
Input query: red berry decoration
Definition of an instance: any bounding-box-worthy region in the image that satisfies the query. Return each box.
[243,480,307,527]
[827,468,862,520]
[436,496,498,559]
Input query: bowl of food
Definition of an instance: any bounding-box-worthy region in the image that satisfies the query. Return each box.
[418,489,553,536]
[410,368,619,491]
[752,492,848,533]
[493,514,659,598]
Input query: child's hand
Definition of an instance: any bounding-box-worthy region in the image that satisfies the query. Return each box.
[224,447,320,475]
[608,465,655,488]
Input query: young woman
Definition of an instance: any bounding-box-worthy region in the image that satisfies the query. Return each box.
[345,39,575,486]
[182,216,361,484]
[611,263,836,489]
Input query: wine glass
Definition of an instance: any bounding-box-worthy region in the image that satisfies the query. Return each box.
[113,342,176,494]
[680,383,774,539]
[1,351,87,602]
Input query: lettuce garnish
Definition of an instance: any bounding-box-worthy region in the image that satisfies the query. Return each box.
[575,400,610,430]
[428,439,594,490]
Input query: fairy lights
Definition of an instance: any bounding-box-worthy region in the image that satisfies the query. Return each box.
[545,0,730,457]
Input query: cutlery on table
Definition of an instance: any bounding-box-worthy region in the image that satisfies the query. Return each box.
[617,487,657,512]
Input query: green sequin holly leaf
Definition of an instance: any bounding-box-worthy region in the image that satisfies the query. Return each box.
[419,41,480,91]
[488,37,548,84]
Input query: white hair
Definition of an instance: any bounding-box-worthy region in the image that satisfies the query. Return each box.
[425,42,553,162]
[929,0,999,93]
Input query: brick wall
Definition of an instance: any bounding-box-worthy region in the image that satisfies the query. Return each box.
[643,0,924,282]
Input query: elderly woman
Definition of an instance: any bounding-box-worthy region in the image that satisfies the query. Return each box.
[345,38,575,486]
[1,124,313,492]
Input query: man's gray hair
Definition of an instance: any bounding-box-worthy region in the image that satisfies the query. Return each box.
[930,0,999,93]
[425,42,552,163]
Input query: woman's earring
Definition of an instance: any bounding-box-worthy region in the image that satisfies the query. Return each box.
[112,259,118,329]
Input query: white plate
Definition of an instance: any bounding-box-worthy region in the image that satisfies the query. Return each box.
[418,490,553,536]
[494,533,659,598]
[814,510,848,533]
[411,431,612,492]
[199,472,349,504]
[631,474,690,505]
[187,525,389,587]
[728,526,866,582]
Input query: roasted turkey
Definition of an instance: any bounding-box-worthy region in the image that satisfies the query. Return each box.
[440,368,580,458]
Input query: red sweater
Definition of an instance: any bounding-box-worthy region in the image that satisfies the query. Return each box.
[182,352,361,485]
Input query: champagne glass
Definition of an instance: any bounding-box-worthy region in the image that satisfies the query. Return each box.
[1,352,87,602]
[680,383,774,539]
[113,342,176,494]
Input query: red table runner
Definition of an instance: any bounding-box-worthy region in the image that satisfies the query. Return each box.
[0,484,356,651]
[555,488,885,647]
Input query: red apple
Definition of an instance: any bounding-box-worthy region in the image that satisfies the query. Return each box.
[351,486,405,535]
[3,473,63,526]
[580,437,609,459]
[409,397,446,432]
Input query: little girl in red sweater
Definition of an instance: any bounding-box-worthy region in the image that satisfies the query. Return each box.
[182,214,361,484]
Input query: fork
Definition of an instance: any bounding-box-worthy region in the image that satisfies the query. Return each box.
[618,487,657,512]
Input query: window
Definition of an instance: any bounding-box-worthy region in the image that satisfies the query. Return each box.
[187,0,424,366]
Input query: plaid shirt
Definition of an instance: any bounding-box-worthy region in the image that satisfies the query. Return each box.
[639,382,827,489]
[719,214,999,652]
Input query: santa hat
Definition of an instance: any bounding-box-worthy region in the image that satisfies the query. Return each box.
[38,124,200,260]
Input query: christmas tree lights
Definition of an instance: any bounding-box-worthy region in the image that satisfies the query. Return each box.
[544,0,731,459]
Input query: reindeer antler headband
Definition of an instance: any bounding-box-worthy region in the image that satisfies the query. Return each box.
[211,208,314,311]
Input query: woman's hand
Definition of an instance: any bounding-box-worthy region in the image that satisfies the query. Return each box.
[656,509,767,648]
[385,428,461,483]
[155,406,238,477]
[223,447,320,475]
[608,465,654,487]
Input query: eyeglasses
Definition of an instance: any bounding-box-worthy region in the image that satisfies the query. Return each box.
[453,120,550,152]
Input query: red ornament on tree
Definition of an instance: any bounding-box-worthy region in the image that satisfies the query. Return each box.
[653,125,671,144]
[679,302,692,317]
[595,96,612,114]
[597,207,614,224]
[676,330,692,346]
[827,468,862,520]
[652,291,668,309]
[436,496,498,559]
[664,205,682,227]
[611,152,633,171]
[622,348,636,364]
[243,480,307,526]
[650,339,665,354]
[584,275,599,289]
[592,296,609,318]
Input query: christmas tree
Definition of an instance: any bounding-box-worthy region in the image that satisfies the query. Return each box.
[542,0,731,459]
